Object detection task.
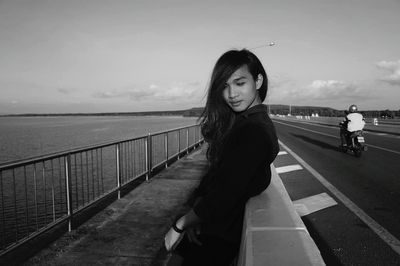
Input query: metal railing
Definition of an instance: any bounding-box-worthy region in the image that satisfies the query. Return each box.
[0,124,203,256]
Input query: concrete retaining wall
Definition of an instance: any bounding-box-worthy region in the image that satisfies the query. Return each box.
[237,165,325,266]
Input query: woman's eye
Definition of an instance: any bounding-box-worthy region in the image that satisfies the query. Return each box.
[237,82,245,86]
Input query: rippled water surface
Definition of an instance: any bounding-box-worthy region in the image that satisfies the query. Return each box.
[0,115,198,164]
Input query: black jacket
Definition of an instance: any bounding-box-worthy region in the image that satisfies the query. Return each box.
[193,104,279,244]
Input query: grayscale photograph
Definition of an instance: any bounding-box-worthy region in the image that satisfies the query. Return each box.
[1,0,399,265]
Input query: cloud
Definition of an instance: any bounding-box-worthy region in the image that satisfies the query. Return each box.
[57,88,75,94]
[93,87,154,100]
[268,78,375,105]
[306,80,361,99]
[151,82,203,101]
[268,74,292,89]
[93,82,204,103]
[376,60,400,86]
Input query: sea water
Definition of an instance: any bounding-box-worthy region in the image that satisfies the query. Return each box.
[0,115,199,164]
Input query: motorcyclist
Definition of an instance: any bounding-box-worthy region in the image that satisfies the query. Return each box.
[340,104,365,147]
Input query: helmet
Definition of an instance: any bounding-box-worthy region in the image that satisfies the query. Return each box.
[349,104,358,113]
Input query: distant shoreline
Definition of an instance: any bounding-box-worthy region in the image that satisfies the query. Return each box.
[0,108,204,118]
[1,105,398,118]
[1,112,184,117]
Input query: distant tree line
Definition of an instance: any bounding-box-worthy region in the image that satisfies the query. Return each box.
[268,105,343,117]
[182,107,204,117]
[265,105,400,118]
[183,105,400,118]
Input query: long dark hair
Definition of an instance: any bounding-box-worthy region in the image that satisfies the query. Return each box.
[200,49,268,166]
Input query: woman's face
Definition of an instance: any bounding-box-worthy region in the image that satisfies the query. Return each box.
[222,65,263,113]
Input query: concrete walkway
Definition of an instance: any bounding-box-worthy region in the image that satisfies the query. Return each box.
[25,147,208,266]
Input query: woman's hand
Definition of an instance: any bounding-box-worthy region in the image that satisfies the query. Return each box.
[165,210,201,251]
[164,227,185,251]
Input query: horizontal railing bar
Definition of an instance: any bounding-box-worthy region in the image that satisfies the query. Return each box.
[0,124,200,170]
[0,143,134,170]
[124,170,149,184]
[149,124,200,137]
[169,152,180,161]
[123,171,148,184]
[188,142,202,150]
[152,161,166,171]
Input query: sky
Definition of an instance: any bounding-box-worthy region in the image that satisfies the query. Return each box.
[0,0,399,114]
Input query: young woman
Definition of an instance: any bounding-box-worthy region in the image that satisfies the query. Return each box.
[164,49,279,266]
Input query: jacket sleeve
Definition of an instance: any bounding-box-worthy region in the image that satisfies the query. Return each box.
[193,124,272,222]
[186,169,212,206]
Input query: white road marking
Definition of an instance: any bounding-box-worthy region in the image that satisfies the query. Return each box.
[293,192,338,217]
[274,120,400,155]
[275,164,303,174]
[376,133,388,136]
[278,151,288,155]
[279,139,400,255]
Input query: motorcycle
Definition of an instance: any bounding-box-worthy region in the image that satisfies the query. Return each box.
[339,130,368,157]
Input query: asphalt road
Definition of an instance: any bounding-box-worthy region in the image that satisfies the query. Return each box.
[272,118,400,265]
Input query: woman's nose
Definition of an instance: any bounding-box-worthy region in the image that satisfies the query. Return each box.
[227,87,238,98]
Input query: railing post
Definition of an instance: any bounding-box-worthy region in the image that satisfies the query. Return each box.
[64,154,73,232]
[186,128,189,154]
[178,129,181,159]
[146,133,152,181]
[199,125,203,144]
[194,125,198,147]
[198,126,201,145]
[165,133,168,168]
[116,144,121,199]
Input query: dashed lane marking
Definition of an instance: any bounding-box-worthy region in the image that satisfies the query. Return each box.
[274,120,400,155]
[279,139,400,255]
[278,151,288,155]
[275,164,303,174]
[293,192,338,217]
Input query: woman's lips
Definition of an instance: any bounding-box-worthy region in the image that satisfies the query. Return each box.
[230,100,242,107]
